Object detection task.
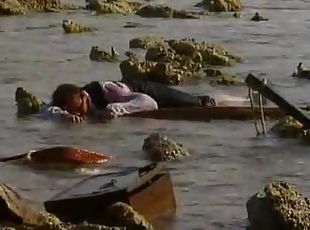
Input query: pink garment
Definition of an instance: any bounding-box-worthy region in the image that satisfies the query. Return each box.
[99,81,158,116]
[100,81,131,103]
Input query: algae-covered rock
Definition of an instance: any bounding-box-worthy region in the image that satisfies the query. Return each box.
[246,181,310,230]
[167,38,240,66]
[195,0,241,12]
[122,38,239,85]
[62,19,94,33]
[105,202,153,230]
[120,56,201,85]
[90,46,120,62]
[129,37,166,49]
[0,0,25,15]
[251,12,269,22]
[86,0,141,14]
[0,0,78,15]
[136,5,199,19]
[142,133,190,161]
[270,116,304,138]
[15,87,44,117]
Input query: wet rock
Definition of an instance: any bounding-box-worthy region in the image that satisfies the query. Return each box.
[122,38,239,85]
[0,0,25,15]
[123,22,155,29]
[204,68,243,86]
[120,55,201,85]
[62,19,94,33]
[0,0,78,15]
[129,37,165,49]
[167,38,240,66]
[0,184,126,229]
[90,46,120,62]
[195,0,241,12]
[142,133,190,161]
[15,87,44,117]
[251,12,269,22]
[136,5,199,19]
[105,202,153,230]
[269,116,306,138]
[86,0,141,14]
[246,181,310,230]
[292,62,310,79]
[0,183,41,225]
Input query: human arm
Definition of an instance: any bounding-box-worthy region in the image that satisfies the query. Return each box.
[39,105,84,123]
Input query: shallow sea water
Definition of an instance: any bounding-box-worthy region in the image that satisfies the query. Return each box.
[0,0,309,229]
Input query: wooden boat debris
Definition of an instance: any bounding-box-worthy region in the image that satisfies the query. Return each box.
[126,106,285,121]
[246,73,310,128]
[44,163,176,222]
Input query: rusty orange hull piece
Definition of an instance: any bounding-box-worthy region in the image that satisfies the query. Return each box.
[0,146,111,165]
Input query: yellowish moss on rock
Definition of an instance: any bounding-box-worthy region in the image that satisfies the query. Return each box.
[86,0,141,14]
[136,5,199,19]
[129,37,166,49]
[0,0,79,15]
[89,46,120,62]
[62,19,94,33]
[195,0,241,12]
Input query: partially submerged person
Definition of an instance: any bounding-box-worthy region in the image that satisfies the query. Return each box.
[41,79,218,123]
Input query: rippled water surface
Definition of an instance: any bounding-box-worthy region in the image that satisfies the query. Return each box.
[0,0,309,229]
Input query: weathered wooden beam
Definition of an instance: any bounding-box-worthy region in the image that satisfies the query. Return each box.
[245,73,310,128]
[126,106,284,121]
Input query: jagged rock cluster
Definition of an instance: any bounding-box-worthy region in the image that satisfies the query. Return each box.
[142,133,190,161]
[246,181,310,230]
[0,0,77,15]
[121,37,240,85]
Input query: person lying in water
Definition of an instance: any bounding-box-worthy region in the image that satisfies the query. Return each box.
[40,78,246,123]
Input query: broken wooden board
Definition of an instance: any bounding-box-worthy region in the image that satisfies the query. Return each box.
[125,106,285,121]
[44,163,176,222]
[246,73,310,128]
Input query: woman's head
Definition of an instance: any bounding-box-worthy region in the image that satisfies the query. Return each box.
[51,84,89,116]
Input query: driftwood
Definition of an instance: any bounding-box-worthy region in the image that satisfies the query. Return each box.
[246,73,310,128]
[126,106,284,121]
[0,146,111,165]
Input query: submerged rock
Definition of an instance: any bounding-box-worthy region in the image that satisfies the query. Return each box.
[62,19,94,33]
[86,0,141,14]
[251,12,269,22]
[246,181,310,230]
[270,116,305,138]
[204,68,243,86]
[90,46,120,62]
[0,0,78,15]
[105,202,153,230]
[15,87,44,117]
[136,5,199,19]
[129,37,165,49]
[142,133,190,161]
[195,0,241,12]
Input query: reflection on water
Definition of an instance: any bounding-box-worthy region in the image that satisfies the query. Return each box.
[0,0,309,229]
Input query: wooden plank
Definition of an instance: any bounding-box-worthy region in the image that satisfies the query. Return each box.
[125,106,284,121]
[245,73,310,128]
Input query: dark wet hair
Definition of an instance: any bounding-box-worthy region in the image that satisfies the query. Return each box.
[51,83,81,108]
